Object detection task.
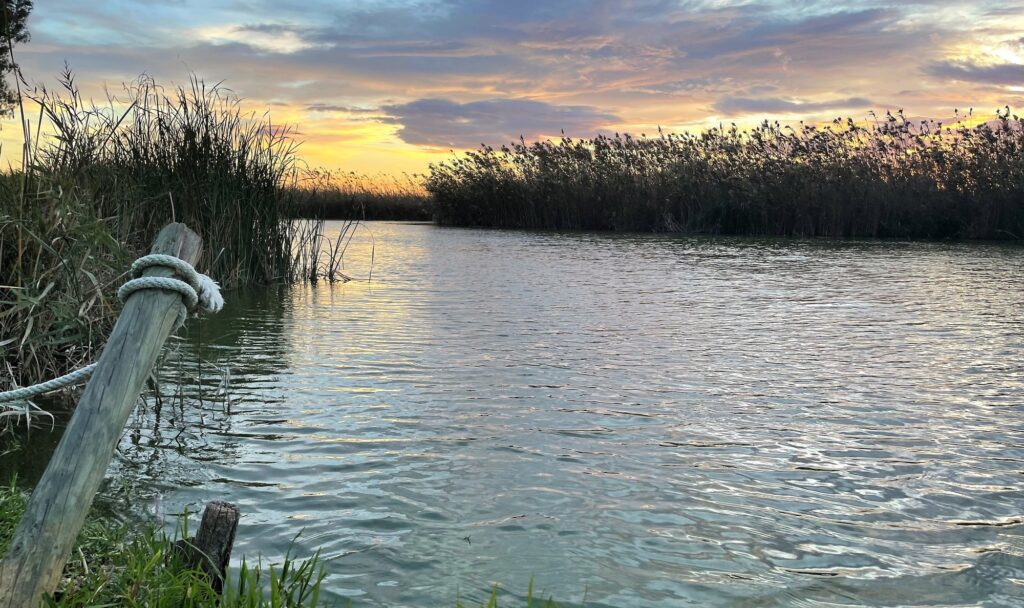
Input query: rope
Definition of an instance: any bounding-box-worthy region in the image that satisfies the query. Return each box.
[0,364,98,404]
[117,254,224,328]
[0,254,223,404]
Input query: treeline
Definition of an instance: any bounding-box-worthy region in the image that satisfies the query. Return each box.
[425,110,1024,239]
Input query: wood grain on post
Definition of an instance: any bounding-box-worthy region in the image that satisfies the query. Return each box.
[0,223,203,607]
[191,501,241,594]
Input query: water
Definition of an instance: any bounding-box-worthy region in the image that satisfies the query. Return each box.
[90,223,1024,605]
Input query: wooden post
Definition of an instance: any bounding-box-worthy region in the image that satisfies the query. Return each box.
[0,223,203,607]
[171,501,241,595]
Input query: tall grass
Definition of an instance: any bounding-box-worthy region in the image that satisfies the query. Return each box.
[31,69,335,284]
[426,109,1024,239]
[292,169,430,221]
[0,175,127,405]
[1,70,349,402]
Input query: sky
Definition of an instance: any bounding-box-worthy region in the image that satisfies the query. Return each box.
[4,0,1024,175]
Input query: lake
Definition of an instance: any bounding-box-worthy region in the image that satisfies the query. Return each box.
[74,222,1024,605]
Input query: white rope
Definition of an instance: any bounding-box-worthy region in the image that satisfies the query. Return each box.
[0,364,98,403]
[0,254,223,403]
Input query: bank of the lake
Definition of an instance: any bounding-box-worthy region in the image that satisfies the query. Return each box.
[0,482,329,607]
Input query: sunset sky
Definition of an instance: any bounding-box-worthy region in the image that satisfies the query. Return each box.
[5,0,1024,175]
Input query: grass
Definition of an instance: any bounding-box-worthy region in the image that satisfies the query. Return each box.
[29,69,343,285]
[291,170,431,221]
[426,109,1024,239]
[1,70,352,409]
[457,580,562,608]
[0,482,327,607]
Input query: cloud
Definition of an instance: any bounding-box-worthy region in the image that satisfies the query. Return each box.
[713,96,873,115]
[381,98,620,147]
[678,8,896,61]
[11,0,1024,172]
[305,103,379,113]
[927,61,1024,85]
[194,24,327,54]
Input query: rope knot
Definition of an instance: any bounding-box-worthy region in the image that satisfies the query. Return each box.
[117,254,224,329]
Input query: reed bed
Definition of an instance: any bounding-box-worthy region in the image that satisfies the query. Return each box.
[30,69,330,284]
[1,70,348,403]
[426,110,1024,239]
[291,169,430,221]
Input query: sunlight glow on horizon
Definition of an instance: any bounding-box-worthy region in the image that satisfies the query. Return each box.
[3,1,1023,175]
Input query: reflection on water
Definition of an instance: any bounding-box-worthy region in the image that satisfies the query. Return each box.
[109,223,1023,605]
[0,397,70,486]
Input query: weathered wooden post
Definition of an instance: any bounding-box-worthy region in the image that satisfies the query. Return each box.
[173,500,241,595]
[0,223,204,606]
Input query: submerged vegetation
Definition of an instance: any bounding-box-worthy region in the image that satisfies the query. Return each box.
[426,110,1024,239]
[1,71,350,396]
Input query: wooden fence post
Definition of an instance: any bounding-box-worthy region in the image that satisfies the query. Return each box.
[0,223,202,607]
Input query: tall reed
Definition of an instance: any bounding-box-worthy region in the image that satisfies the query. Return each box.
[1,70,348,398]
[30,69,330,284]
[426,110,1024,239]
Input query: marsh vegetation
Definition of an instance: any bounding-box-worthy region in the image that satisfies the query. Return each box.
[426,110,1024,238]
[0,71,350,397]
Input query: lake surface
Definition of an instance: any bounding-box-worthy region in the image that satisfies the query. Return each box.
[104,222,1024,606]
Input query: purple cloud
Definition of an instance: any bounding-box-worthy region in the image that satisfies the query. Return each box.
[714,96,873,115]
[381,98,619,147]
[928,61,1024,85]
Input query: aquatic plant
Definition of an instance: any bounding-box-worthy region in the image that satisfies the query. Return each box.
[426,109,1024,239]
[29,68,331,284]
[457,580,562,608]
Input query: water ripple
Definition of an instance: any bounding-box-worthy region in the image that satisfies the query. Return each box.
[109,223,1024,607]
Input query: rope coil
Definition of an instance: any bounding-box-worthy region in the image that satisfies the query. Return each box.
[118,254,224,329]
[0,255,223,403]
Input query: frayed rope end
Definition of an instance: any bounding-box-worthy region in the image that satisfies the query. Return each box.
[196,274,224,314]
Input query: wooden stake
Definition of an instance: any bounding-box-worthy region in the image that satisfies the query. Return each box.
[176,501,241,595]
[0,223,203,607]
